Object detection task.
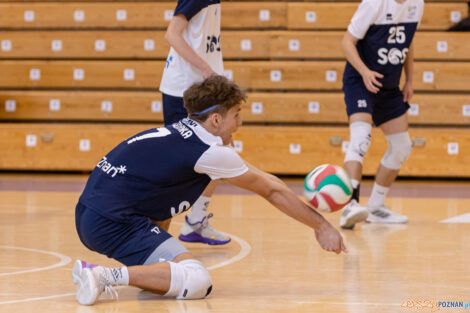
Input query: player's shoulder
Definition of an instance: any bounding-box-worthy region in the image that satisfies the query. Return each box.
[354,0,383,17]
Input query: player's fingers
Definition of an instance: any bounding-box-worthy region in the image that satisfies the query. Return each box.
[341,240,348,253]
[372,77,383,88]
[374,71,384,79]
[367,82,379,93]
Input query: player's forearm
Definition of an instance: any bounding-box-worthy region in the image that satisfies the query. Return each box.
[266,184,328,231]
[165,32,213,75]
[342,36,369,77]
[404,44,414,83]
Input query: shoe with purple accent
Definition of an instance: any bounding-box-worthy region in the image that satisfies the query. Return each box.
[72,260,119,305]
[178,213,231,245]
[72,260,98,284]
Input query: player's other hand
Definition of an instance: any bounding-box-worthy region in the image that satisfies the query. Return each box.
[402,80,413,102]
[361,69,384,94]
[315,221,348,254]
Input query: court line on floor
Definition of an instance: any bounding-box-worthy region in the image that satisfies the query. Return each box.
[0,246,71,277]
[207,232,251,271]
[0,229,251,305]
[0,293,76,305]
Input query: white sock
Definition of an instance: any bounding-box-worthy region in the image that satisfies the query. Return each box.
[367,183,389,208]
[188,196,211,223]
[104,266,129,285]
[351,179,359,189]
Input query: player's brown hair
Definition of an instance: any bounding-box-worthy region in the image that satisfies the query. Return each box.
[183,75,246,122]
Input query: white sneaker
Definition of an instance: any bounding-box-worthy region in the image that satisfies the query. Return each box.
[72,260,98,284]
[340,199,369,230]
[366,205,408,224]
[74,264,118,305]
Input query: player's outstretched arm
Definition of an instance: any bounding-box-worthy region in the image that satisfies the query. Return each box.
[342,31,383,94]
[165,15,215,78]
[227,165,347,254]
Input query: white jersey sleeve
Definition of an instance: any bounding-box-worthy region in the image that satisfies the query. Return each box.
[347,0,381,39]
[194,145,248,180]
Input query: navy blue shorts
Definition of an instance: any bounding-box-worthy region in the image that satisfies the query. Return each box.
[162,93,188,126]
[343,81,409,126]
[75,202,178,266]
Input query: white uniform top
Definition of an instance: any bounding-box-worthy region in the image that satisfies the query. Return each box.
[159,0,224,97]
[186,118,248,180]
[347,0,424,40]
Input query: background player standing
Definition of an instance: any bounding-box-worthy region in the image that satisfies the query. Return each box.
[73,76,347,305]
[159,0,229,244]
[339,0,424,229]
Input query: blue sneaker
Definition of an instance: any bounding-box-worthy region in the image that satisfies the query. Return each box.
[179,213,231,245]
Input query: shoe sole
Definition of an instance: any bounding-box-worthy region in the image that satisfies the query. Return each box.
[179,233,231,245]
[340,210,369,230]
[72,260,82,284]
[76,268,99,306]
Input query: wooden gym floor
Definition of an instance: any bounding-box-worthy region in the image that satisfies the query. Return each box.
[1,174,470,313]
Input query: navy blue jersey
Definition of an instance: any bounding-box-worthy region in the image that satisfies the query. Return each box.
[174,0,220,21]
[80,120,215,222]
[343,0,423,90]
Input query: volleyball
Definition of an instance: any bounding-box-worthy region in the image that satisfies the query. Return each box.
[304,164,353,212]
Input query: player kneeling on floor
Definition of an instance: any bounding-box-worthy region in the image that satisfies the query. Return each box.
[73,75,347,305]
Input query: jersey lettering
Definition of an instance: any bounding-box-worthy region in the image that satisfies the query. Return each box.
[171,201,191,217]
[387,26,406,44]
[206,34,221,53]
[377,47,408,65]
[127,128,171,144]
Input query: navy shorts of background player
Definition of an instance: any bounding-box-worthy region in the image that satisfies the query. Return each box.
[343,0,423,126]
[76,118,246,266]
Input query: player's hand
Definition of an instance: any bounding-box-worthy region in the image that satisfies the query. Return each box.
[361,69,384,94]
[402,80,413,102]
[315,221,348,254]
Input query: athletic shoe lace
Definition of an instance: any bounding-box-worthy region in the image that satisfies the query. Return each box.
[201,213,214,231]
[99,269,119,301]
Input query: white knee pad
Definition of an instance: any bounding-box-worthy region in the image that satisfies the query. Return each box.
[344,121,372,164]
[165,259,212,300]
[381,132,412,170]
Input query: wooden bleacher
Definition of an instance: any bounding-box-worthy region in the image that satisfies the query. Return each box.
[0,61,469,91]
[0,1,469,177]
[0,2,467,30]
[2,31,469,61]
[1,123,470,177]
[2,91,470,125]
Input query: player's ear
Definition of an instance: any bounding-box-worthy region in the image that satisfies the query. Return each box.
[207,112,219,127]
[210,112,222,127]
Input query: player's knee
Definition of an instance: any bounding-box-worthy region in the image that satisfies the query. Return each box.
[344,121,372,164]
[166,259,212,300]
[381,132,412,170]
